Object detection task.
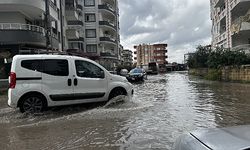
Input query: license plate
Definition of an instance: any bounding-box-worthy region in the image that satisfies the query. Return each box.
[132,78,135,80]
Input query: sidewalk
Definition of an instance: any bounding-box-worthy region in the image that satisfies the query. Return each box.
[0,79,8,94]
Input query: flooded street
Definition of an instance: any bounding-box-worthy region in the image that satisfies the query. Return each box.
[1,72,250,149]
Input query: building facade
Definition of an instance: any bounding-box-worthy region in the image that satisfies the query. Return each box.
[0,0,67,79]
[0,0,122,79]
[122,49,133,67]
[77,0,121,71]
[0,0,66,55]
[210,0,250,49]
[134,44,168,67]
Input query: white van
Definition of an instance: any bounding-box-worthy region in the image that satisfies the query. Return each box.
[8,55,134,113]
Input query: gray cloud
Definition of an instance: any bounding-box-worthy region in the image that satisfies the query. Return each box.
[119,0,211,63]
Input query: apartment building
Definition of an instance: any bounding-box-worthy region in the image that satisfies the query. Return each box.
[134,44,168,67]
[65,0,84,52]
[0,0,66,56]
[70,0,120,70]
[0,0,121,79]
[122,49,133,67]
[210,0,250,48]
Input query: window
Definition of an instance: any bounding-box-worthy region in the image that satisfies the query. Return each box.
[69,42,83,50]
[86,44,97,53]
[21,60,43,72]
[75,60,104,78]
[84,0,95,6]
[42,60,69,76]
[21,59,69,76]
[86,29,96,38]
[85,14,96,22]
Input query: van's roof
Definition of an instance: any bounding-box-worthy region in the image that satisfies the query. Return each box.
[13,55,90,61]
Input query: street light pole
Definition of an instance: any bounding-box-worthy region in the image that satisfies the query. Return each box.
[45,0,51,51]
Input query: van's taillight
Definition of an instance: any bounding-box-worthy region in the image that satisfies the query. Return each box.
[9,72,16,89]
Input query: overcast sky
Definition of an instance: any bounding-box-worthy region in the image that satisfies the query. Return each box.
[119,0,212,63]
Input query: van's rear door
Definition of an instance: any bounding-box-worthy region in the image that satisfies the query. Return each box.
[16,56,43,90]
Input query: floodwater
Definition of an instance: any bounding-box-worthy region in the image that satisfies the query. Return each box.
[0,72,250,149]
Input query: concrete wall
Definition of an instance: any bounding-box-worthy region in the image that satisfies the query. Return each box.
[189,66,250,82]
[222,65,250,82]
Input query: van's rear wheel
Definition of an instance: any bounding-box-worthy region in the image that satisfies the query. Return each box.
[20,94,46,113]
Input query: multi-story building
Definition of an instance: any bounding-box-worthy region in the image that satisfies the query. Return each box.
[210,0,250,48]
[0,0,122,79]
[134,44,168,67]
[78,0,121,70]
[122,49,133,67]
[65,0,84,52]
[0,0,66,56]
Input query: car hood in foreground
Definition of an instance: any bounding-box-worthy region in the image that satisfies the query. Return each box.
[191,125,250,150]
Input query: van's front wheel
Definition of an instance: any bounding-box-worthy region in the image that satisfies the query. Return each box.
[108,88,127,100]
[20,94,46,113]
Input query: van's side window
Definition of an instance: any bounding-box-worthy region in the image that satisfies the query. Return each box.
[43,59,69,76]
[21,59,69,76]
[75,60,104,78]
[21,60,43,72]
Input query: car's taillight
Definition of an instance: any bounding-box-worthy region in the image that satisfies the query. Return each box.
[9,72,16,89]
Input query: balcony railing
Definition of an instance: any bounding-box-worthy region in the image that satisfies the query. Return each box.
[68,37,84,42]
[67,21,84,26]
[0,23,45,35]
[99,21,116,30]
[98,4,116,15]
[100,52,117,58]
[100,36,116,44]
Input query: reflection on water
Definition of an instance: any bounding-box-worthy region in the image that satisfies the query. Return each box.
[0,72,250,149]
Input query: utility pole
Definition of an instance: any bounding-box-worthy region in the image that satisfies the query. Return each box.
[59,0,64,51]
[45,0,52,51]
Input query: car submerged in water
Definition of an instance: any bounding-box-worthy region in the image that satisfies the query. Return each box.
[173,125,250,150]
[126,68,147,82]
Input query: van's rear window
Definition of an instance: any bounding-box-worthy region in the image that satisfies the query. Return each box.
[21,59,69,76]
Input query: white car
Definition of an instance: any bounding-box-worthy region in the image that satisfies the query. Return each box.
[8,55,134,113]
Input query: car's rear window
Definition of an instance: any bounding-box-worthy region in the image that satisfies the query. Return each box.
[130,69,143,73]
[21,59,69,76]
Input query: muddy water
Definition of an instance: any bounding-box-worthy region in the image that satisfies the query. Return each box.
[0,72,250,149]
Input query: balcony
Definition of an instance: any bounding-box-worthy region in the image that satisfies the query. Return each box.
[0,23,46,47]
[99,21,116,30]
[98,4,116,16]
[65,7,79,20]
[100,36,117,44]
[230,0,250,10]
[68,37,84,42]
[100,52,117,59]
[0,0,59,20]
[66,29,79,39]
[67,21,84,26]
[231,19,250,35]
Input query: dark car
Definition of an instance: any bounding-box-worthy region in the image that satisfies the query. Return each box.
[173,125,250,150]
[126,68,146,82]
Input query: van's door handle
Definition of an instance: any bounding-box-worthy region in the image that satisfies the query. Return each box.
[68,79,72,86]
[74,78,78,86]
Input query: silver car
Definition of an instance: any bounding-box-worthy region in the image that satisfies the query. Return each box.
[173,125,250,150]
